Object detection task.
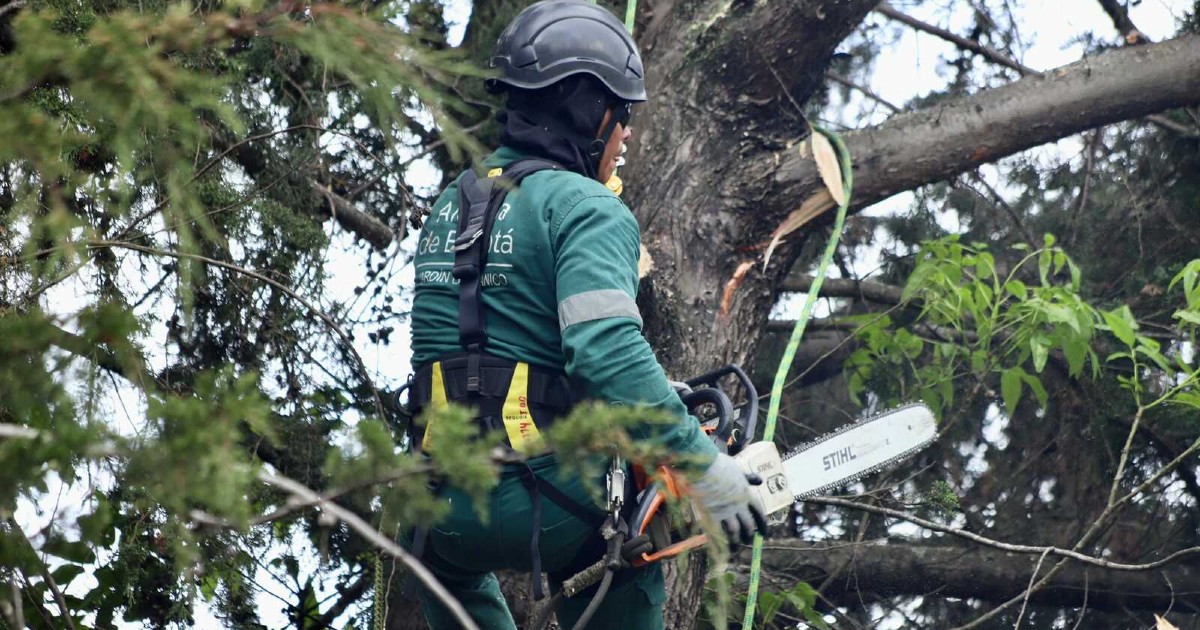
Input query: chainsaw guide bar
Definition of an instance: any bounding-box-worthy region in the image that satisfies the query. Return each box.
[781,402,937,499]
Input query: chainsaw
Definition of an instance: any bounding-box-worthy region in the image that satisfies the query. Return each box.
[626,364,938,567]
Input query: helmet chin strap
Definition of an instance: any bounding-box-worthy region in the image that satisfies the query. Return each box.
[587,108,623,181]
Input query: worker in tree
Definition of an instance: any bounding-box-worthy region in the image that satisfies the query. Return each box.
[406,1,768,627]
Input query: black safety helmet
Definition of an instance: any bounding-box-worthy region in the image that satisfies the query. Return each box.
[486,0,648,103]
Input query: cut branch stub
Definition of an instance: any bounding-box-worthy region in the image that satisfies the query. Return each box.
[811,132,847,207]
[764,188,835,269]
[719,260,755,318]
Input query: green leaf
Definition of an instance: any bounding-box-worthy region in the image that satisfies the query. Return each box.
[1137,340,1172,374]
[1068,260,1082,291]
[1005,280,1028,301]
[42,537,94,564]
[1030,335,1051,373]
[1169,260,1200,308]
[50,564,84,587]
[1021,373,1049,409]
[939,377,955,409]
[1043,233,1057,248]
[1052,250,1067,275]
[758,591,784,625]
[1101,307,1137,347]
[200,574,219,602]
[975,252,995,280]
[1038,250,1051,286]
[1174,310,1200,326]
[1001,367,1023,412]
[1170,391,1200,409]
[1063,339,1087,377]
[1044,303,1080,333]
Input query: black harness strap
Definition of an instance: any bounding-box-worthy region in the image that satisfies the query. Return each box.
[452,159,562,393]
[449,158,567,601]
[451,170,493,392]
[517,465,606,601]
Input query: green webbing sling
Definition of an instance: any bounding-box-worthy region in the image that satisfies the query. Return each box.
[741,125,853,629]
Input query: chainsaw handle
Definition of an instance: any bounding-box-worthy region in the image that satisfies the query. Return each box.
[631,482,662,538]
[684,364,758,454]
[679,387,734,447]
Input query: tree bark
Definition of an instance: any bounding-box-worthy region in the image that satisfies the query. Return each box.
[626,2,882,624]
[758,540,1200,612]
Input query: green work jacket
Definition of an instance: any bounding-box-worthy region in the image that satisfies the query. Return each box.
[410,146,717,465]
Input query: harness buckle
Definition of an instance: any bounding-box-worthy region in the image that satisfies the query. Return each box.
[453,228,483,252]
[465,345,483,393]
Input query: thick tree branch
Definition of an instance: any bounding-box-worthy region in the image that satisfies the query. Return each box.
[757,539,1200,612]
[315,572,372,629]
[874,6,1194,138]
[311,182,395,250]
[771,35,1200,219]
[806,497,1200,572]
[779,273,904,304]
[708,0,881,107]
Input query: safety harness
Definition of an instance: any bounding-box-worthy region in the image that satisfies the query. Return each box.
[408,158,605,601]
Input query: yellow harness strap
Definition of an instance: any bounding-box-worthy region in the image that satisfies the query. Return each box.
[420,361,449,451]
[502,362,544,452]
[421,360,545,452]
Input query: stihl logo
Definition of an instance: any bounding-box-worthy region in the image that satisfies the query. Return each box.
[822,446,857,471]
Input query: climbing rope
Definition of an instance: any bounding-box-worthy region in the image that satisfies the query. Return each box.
[373,552,386,630]
[740,125,854,629]
[586,0,636,33]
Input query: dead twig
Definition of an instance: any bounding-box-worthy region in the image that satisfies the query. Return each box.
[875,3,1037,76]
[5,518,78,630]
[824,71,902,114]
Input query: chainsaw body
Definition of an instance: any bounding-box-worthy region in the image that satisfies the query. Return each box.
[628,366,936,566]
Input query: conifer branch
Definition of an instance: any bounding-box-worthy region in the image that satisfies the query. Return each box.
[80,240,387,419]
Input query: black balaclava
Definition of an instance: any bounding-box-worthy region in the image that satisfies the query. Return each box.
[498,75,618,180]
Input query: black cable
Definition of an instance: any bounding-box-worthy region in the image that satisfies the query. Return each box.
[570,568,614,630]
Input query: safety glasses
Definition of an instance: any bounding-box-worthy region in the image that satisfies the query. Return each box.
[613,102,633,128]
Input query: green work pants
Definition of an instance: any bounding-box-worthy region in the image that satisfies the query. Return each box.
[411,454,666,629]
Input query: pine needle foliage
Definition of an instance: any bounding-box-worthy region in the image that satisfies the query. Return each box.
[0,0,500,626]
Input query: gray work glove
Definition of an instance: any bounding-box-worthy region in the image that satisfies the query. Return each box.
[691,452,769,548]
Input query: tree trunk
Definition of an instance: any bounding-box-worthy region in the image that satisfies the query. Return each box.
[619,1,1200,623]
